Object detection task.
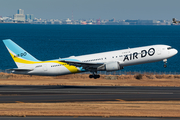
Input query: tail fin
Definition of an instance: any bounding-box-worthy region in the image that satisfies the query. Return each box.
[3,39,40,68]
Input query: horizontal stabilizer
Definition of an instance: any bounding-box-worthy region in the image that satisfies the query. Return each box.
[7,68,33,71]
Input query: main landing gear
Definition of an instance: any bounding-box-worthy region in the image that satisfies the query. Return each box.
[89,71,100,79]
[163,59,167,68]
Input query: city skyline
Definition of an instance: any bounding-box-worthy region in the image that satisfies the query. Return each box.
[0,0,180,20]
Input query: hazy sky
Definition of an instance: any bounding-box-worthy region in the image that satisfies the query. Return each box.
[0,0,179,20]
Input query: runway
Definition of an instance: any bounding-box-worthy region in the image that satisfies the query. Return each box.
[0,85,180,103]
[0,117,179,120]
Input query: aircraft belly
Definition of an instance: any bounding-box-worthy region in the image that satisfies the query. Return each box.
[45,65,79,76]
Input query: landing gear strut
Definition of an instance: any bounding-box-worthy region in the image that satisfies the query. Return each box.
[89,71,100,79]
[163,59,167,68]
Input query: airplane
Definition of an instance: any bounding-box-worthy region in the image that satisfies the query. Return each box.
[172,18,180,24]
[3,39,178,79]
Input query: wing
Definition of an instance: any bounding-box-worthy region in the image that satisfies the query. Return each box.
[59,60,104,70]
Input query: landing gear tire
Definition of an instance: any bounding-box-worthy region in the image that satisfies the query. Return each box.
[94,75,100,79]
[164,64,167,68]
[89,74,100,79]
[89,75,93,78]
[97,75,100,78]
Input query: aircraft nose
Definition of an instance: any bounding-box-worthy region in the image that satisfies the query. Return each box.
[173,49,178,55]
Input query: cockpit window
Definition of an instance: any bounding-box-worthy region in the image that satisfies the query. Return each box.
[167,47,173,50]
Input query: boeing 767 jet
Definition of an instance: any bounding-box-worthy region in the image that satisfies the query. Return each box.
[3,39,178,79]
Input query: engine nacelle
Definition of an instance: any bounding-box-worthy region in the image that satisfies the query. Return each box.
[97,61,123,71]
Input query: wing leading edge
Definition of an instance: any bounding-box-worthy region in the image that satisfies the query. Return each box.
[59,60,104,70]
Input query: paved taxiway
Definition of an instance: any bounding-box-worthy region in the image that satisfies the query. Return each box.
[0,85,180,102]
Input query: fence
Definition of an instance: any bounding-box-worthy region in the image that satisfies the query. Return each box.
[1,69,180,75]
[79,70,180,75]
[0,69,11,73]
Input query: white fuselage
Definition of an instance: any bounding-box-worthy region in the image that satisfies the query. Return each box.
[14,45,178,76]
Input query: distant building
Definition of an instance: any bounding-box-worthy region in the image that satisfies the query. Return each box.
[66,18,72,24]
[81,21,87,25]
[137,20,158,25]
[0,16,3,22]
[62,18,72,24]
[125,19,159,25]
[125,20,139,25]
[96,18,100,25]
[30,14,34,20]
[109,18,115,22]
[13,9,25,22]
[17,9,24,15]
[26,14,34,20]
[13,14,25,22]
[26,14,30,20]
[105,21,129,25]
[54,20,62,24]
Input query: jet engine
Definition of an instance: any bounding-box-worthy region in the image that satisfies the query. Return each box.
[97,61,123,71]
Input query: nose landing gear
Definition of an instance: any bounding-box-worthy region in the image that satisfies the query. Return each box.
[163,59,167,68]
[164,64,167,68]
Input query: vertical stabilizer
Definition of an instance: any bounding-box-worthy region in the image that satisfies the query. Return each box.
[3,39,40,68]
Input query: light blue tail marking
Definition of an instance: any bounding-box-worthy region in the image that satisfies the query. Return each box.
[3,39,39,61]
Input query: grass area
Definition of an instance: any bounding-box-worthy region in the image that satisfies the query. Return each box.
[0,73,180,117]
[0,101,180,117]
[0,72,180,86]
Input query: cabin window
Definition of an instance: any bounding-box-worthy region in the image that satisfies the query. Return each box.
[167,47,173,50]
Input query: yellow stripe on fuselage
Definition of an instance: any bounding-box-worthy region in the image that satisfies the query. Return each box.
[9,52,80,73]
[51,61,80,73]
